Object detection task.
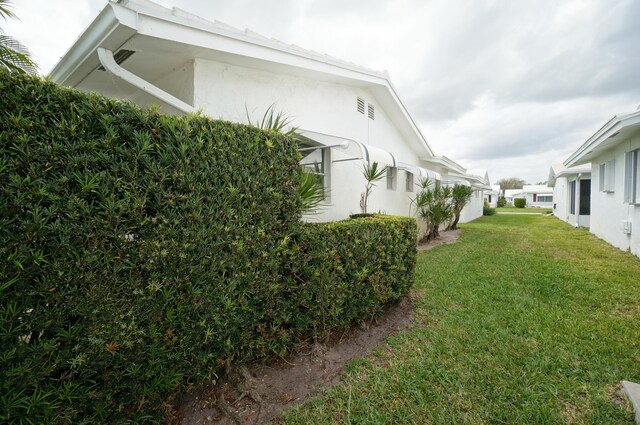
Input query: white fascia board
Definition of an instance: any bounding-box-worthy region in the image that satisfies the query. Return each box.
[49,3,138,85]
[564,110,640,167]
[421,155,467,175]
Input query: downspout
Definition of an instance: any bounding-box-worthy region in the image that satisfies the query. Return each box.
[97,47,196,114]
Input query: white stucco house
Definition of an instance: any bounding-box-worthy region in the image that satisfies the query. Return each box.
[503,189,521,205]
[520,185,554,208]
[484,184,501,208]
[548,163,591,227]
[503,186,552,208]
[50,0,489,224]
[563,108,640,258]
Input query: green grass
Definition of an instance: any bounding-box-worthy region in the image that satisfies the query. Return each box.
[282,214,640,424]
[497,206,552,213]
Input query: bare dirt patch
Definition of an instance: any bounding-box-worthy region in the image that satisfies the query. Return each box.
[417,229,461,252]
[174,295,416,424]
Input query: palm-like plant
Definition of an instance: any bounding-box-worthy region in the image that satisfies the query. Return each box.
[360,161,387,214]
[245,104,297,136]
[413,178,453,241]
[245,104,324,215]
[0,0,37,74]
[448,184,473,230]
[297,166,325,215]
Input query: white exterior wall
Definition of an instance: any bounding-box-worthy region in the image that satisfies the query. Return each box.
[525,193,554,208]
[484,192,498,208]
[589,135,640,257]
[552,175,590,227]
[553,176,569,221]
[192,58,424,222]
[459,190,484,223]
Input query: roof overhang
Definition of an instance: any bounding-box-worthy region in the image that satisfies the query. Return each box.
[49,0,436,160]
[564,110,640,167]
[548,163,592,187]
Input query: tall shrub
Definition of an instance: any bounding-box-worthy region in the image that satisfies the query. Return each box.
[0,71,301,423]
[448,184,473,230]
[514,198,527,208]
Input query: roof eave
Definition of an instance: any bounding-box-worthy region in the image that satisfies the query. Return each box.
[564,111,640,167]
[49,3,139,85]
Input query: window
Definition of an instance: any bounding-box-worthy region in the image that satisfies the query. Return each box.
[387,166,397,190]
[537,195,553,203]
[406,171,414,192]
[624,149,640,204]
[357,97,365,114]
[368,104,375,120]
[299,144,330,200]
[599,159,615,192]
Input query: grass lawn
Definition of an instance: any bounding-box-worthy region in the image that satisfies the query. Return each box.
[282,214,640,424]
[497,206,552,213]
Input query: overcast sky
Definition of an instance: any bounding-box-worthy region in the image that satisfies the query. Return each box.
[5,0,640,183]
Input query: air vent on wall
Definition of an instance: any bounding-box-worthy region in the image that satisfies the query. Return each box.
[368,104,375,120]
[357,97,365,114]
[98,49,136,71]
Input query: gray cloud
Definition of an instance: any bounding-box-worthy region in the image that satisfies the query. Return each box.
[5,0,640,183]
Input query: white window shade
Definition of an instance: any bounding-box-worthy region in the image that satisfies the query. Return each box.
[397,163,442,182]
[296,129,396,167]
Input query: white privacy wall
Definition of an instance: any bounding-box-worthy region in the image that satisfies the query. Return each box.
[192,58,426,222]
[589,135,640,257]
[459,190,484,223]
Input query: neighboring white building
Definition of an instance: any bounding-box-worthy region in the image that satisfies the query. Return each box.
[504,189,523,205]
[502,185,553,208]
[50,0,489,224]
[484,184,501,208]
[564,108,640,258]
[548,163,592,227]
[520,185,554,208]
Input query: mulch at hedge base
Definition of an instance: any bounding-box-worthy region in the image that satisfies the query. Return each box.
[417,229,462,252]
[173,294,416,425]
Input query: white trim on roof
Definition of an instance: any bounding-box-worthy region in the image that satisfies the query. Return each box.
[565,110,640,167]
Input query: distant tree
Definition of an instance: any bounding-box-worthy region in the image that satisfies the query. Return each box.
[536,180,548,185]
[497,177,525,195]
[0,0,38,74]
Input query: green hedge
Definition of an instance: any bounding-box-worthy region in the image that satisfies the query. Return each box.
[483,206,496,216]
[514,198,527,208]
[289,216,417,333]
[0,71,417,423]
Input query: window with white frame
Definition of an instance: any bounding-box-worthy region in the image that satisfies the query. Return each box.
[599,159,615,193]
[625,149,640,204]
[406,171,414,192]
[387,166,397,190]
[537,195,553,203]
[299,143,330,201]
